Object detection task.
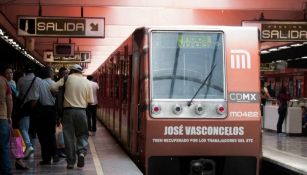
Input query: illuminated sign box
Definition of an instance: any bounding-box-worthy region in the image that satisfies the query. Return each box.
[53,43,75,57]
[242,21,307,42]
[261,22,307,41]
[17,16,105,38]
[43,51,91,63]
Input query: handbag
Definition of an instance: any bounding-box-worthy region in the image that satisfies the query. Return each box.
[10,128,25,159]
[55,124,65,149]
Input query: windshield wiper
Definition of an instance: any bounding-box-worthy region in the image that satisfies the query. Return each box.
[187,64,216,107]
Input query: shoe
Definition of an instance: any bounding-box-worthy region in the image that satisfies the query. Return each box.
[15,160,29,170]
[77,153,85,168]
[39,160,51,165]
[67,164,74,169]
[58,152,67,158]
[23,146,34,159]
[53,155,60,163]
[277,133,287,137]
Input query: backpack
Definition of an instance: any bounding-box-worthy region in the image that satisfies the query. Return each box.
[55,76,68,118]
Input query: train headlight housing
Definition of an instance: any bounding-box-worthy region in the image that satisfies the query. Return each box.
[216,104,225,115]
[172,104,183,115]
[195,104,206,115]
[152,104,161,114]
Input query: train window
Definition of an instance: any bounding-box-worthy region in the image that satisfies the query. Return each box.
[122,60,128,103]
[115,64,120,98]
[150,31,224,100]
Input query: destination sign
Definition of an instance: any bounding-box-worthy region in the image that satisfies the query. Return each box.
[177,35,216,48]
[261,22,307,41]
[17,16,105,38]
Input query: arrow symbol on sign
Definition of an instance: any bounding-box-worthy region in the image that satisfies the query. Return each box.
[90,23,98,31]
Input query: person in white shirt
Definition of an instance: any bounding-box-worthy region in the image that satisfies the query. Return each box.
[86,75,99,136]
[50,64,93,169]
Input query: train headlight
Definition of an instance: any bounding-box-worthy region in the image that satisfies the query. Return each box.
[152,104,161,114]
[216,104,225,115]
[172,104,183,115]
[195,104,206,115]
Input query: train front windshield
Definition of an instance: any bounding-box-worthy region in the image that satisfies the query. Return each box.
[151,31,225,100]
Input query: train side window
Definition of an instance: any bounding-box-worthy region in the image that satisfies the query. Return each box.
[122,60,128,103]
[102,75,105,98]
[109,66,113,97]
[115,64,120,99]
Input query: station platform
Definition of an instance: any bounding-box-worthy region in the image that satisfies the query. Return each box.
[262,130,307,175]
[11,121,143,175]
[10,123,307,175]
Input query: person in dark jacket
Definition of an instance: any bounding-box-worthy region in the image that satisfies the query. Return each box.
[277,86,290,135]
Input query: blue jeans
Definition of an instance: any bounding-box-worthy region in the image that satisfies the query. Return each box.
[19,116,32,148]
[0,119,12,175]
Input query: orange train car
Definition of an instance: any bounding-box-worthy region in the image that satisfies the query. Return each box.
[93,26,261,175]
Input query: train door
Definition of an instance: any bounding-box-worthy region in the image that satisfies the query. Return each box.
[114,54,122,138]
[102,66,107,122]
[121,45,132,148]
[130,41,140,157]
[293,75,304,98]
[129,29,145,162]
[110,58,116,132]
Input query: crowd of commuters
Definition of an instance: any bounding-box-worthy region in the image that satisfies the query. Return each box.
[0,64,97,174]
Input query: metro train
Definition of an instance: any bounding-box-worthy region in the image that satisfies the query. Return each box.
[93,26,261,175]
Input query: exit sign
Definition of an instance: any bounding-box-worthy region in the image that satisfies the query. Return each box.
[17,16,105,38]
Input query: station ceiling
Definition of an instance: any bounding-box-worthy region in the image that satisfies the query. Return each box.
[0,0,307,74]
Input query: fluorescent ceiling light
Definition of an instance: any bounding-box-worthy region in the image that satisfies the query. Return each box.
[278,46,290,50]
[290,43,303,47]
[260,50,270,54]
[269,48,278,52]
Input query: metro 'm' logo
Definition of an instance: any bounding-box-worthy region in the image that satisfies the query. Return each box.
[230,49,251,69]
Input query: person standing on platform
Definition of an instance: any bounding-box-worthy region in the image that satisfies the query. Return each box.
[86,75,99,136]
[50,64,93,169]
[0,73,13,175]
[3,66,19,128]
[277,86,290,135]
[301,106,307,136]
[55,67,68,82]
[260,80,271,116]
[17,65,41,159]
[55,67,68,158]
[35,67,59,165]
[3,66,28,169]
